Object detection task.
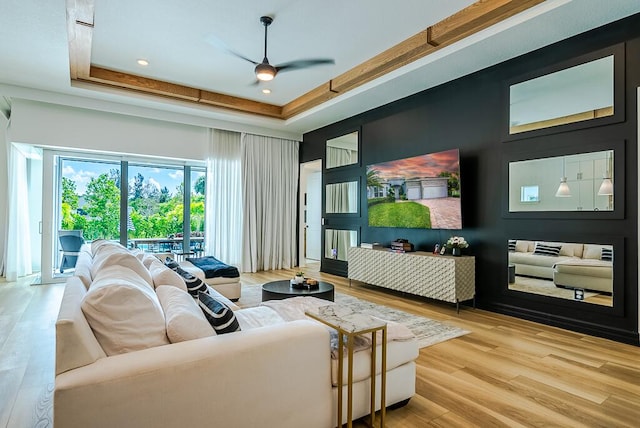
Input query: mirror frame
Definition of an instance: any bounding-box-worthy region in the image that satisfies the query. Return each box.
[325,129,361,170]
[502,140,625,220]
[502,43,625,141]
[503,234,625,317]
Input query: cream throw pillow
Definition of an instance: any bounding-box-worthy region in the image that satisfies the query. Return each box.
[141,253,159,269]
[149,259,188,292]
[91,246,154,287]
[82,265,169,355]
[156,286,215,343]
[515,240,531,253]
[583,244,611,260]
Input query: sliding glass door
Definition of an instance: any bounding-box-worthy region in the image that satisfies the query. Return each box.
[50,153,206,279]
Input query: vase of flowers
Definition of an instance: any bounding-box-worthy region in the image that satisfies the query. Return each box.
[446,236,469,256]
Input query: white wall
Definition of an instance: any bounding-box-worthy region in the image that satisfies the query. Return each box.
[9,99,210,161]
[0,114,8,274]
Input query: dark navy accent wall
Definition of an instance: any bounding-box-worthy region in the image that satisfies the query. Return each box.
[301,14,640,345]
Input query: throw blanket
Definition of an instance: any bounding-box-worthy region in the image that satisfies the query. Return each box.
[260,297,415,359]
[185,256,240,279]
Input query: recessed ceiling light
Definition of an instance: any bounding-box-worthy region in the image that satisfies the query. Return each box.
[262,88,271,94]
[137,59,149,66]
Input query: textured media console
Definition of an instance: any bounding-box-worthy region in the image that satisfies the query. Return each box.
[348,247,475,311]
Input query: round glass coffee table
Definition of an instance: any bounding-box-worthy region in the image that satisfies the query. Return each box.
[261,279,335,302]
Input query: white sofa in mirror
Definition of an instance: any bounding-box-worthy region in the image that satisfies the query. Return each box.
[509,150,613,212]
[507,240,612,307]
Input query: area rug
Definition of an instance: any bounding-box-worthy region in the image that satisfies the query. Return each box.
[510,276,598,300]
[237,284,470,349]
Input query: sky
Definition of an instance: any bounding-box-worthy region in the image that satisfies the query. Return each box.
[367,148,460,180]
[61,159,205,195]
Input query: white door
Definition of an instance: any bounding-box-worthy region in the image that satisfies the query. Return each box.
[306,171,322,261]
[299,160,322,266]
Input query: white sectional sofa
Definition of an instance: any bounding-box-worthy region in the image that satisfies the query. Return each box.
[55,241,418,427]
[508,240,613,293]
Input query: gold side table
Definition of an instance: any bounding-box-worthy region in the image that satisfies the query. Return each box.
[306,305,387,428]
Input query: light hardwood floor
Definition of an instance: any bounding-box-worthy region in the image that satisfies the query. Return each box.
[1,266,639,427]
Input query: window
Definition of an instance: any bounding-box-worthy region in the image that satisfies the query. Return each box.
[520,185,539,203]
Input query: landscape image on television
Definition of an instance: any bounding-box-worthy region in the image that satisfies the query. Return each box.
[367,148,461,229]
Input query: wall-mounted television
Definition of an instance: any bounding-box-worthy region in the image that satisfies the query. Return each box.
[366,148,461,229]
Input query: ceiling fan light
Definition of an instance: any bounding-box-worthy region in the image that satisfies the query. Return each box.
[255,63,275,81]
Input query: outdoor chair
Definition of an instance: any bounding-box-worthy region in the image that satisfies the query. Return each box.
[59,230,85,273]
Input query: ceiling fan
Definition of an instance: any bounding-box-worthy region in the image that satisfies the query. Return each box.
[230,15,335,82]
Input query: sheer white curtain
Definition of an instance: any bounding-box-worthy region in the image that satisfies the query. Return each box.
[205,129,243,267]
[326,181,358,213]
[241,133,299,272]
[2,143,33,280]
[327,146,356,168]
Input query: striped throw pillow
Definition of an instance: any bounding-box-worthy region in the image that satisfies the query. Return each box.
[198,292,241,335]
[533,243,562,257]
[508,240,517,252]
[164,257,181,271]
[164,257,208,297]
[177,269,208,297]
[601,248,613,261]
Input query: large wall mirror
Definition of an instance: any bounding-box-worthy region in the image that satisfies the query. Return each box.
[508,239,613,307]
[510,56,613,134]
[505,44,624,139]
[325,229,358,261]
[326,131,359,169]
[509,150,614,212]
[326,180,359,214]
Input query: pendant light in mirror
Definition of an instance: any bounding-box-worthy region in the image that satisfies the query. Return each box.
[598,177,614,195]
[598,152,614,196]
[555,157,571,197]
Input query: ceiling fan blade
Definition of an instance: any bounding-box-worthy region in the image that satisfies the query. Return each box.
[229,50,260,66]
[275,58,335,73]
[204,33,259,65]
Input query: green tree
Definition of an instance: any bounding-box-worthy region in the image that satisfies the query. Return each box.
[190,199,205,232]
[109,168,121,189]
[438,171,460,197]
[366,168,383,188]
[193,175,206,195]
[131,173,145,200]
[60,202,75,230]
[159,186,170,203]
[175,182,184,199]
[62,177,79,209]
[83,173,120,240]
